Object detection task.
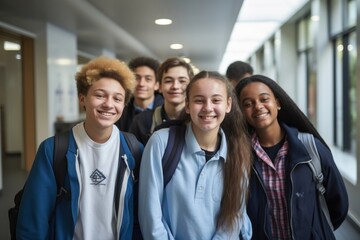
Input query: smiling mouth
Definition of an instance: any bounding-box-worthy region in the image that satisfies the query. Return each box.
[99,111,115,116]
[200,115,216,120]
[253,112,268,119]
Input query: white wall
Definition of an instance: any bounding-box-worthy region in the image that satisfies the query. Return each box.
[46,23,78,136]
[33,23,79,145]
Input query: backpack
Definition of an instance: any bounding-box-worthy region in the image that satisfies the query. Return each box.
[297,132,334,231]
[8,130,69,240]
[130,124,186,240]
[159,127,334,233]
[8,130,142,240]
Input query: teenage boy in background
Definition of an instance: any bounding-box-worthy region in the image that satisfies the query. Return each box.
[116,56,163,131]
[129,57,194,145]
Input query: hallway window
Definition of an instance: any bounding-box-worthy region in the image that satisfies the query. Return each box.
[334,33,356,154]
[297,14,317,124]
[331,0,357,155]
[346,0,356,28]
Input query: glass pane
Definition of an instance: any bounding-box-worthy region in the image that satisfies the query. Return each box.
[335,38,343,148]
[297,19,307,51]
[346,0,356,28]
[330,0,343,36]
[348,32,357,155]
[307,17,313,48]
[308,49,317,125]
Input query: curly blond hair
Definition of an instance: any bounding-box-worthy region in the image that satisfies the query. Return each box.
[75,56,136,104]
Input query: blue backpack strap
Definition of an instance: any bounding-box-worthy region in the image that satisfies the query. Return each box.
[298,132,334,231]
[162,125,186,187]
[122,131,143,181]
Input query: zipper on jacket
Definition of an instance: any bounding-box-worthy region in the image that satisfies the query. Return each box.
[116,154,131,235]
[252,165,271,239]
[289,160,311,240]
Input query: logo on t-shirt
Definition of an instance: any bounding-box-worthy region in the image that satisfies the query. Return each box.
[90,169,106,185]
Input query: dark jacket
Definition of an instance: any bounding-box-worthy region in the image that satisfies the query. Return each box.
[116,93,163,131]
[129,105,170,145]
[247,123,348,240]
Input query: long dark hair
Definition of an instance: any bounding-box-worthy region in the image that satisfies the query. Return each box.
[184,70,251,230]
[235,74,329,149]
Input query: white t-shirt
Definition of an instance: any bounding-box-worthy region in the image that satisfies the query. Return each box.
[72,123,120,240]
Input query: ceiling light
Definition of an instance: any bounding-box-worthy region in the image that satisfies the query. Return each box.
[4,41,21,51]
[155,18,172,25]
[170,43,183,50]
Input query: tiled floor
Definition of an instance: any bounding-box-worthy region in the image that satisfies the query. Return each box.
[0,154,359,239]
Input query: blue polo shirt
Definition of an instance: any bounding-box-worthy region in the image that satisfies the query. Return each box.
[138,123,252,239]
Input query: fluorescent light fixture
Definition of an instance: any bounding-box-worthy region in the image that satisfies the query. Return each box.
[4,41,21,51]
[219,0,309,73]
[170,43,183,50]
[155,18,172,25]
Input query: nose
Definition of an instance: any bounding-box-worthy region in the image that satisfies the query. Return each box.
[254,101,263,110]
[202,100,212,112]
[102,97,113,108]
[171,79,181,89]
[137,77,145,86]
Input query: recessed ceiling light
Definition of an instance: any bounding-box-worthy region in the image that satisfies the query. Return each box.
[170,43,183,50]
[155,18,172,25]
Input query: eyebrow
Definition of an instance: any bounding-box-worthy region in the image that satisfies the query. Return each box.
[241,93,271,102]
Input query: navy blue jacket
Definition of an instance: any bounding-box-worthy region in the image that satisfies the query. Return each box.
[116,93,163,132]
[129,105,170,145]
[247,123,348,240]
[17,129,143,239]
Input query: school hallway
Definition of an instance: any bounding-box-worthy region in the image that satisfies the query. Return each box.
[0,154,358,240]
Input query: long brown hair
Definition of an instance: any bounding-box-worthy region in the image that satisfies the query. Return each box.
[186,71,252,230]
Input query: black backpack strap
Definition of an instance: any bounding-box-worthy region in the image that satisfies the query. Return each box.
[53,130,70,200]
[121,131,144,240]
[162,125,186,187]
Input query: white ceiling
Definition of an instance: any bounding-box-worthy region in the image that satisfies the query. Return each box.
[0,0,243,72]
[219,0,309,73]
[0,0,309,74]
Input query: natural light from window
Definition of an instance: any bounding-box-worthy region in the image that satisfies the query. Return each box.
[218,0,309,74]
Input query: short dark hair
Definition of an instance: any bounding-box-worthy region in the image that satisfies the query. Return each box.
[226,61,253,82]
[157,57,194,84]
[128,57,160,81]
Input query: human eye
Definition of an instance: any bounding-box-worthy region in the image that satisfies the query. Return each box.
[261,97,270,103]
[163,78,173,84]
[242,100,252,108]
[193,97,204,104]
[179,78,189,84]
[135,75,141,81]
[94,92,105,99]
[114,95,124,103]
[212,97,223,104]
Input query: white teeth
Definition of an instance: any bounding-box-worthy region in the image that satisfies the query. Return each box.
[100,112,113,116]
[201,116,215,119]
[254,113,267,118]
